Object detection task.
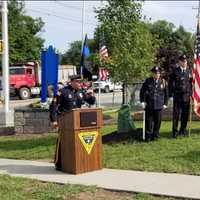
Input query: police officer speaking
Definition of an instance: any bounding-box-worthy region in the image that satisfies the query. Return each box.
[49,75,96,170]
[140,66,168,141]
[169,54,192,138]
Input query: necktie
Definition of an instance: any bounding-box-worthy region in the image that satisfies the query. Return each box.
[155,80,158,88]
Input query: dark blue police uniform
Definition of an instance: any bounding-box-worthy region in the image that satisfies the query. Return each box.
[49,83,96,170]
[169,55,192,137]
[140,67,168,141]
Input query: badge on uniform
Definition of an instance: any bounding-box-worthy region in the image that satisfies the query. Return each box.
[79,93,83,98]
[68,94,72,98]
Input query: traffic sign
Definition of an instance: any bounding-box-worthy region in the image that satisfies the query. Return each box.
[0,40,3,54]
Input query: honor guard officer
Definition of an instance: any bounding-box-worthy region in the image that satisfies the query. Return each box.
[169,54,192,138]
[140,66,168,141]
[49,75,96,170]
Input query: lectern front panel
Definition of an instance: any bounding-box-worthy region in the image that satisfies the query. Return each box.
[60,108,103,174]
[80,111,97,128]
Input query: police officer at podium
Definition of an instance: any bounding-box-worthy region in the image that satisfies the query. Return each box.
[140,66,168,141]
[169,54,192,138]
[49,75,96,170]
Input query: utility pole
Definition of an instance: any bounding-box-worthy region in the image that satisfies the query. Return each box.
[1,1,10,127]
[192,0,200,19]
[81,0,85,52]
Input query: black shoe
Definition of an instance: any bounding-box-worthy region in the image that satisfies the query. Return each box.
[55,165,61,171]
[172,132,178,138]
[150,134,155,141]
[178,131,183,137]
[145,137,150,142]
[179,130,187,137]
[182,130,188,137]
[153,134,159,140]
[145,135,151,142]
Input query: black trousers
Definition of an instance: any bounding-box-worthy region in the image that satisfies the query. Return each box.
[145,109,162,139]
[172,100,190,136]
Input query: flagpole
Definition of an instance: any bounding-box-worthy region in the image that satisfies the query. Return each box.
[81,0,85,79]
[198,0,200,19]
[98,27,101,108]
[190,0,200,136]
[1,1,10,126]
[189,98,193,137]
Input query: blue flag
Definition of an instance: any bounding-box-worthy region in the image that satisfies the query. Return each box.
[80,34,92,81]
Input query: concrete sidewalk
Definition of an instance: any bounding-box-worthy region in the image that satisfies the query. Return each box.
[0,158,200,199]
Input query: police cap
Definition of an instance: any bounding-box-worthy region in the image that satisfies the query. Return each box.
[178,54,187,61]
[151,66,162,73]
[70,74,81,81]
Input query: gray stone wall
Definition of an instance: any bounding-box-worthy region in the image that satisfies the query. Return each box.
[14,107,55,134]
[13,107,200,134]
[133,108,200,121]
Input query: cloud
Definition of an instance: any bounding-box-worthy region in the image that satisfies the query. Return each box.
[142,1,198,32]
[25,1,100,53]
[25,1,199,52]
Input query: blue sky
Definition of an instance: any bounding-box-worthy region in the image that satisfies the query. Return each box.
[25,1,199,53]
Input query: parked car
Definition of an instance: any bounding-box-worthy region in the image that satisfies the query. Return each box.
[92,79,122,93]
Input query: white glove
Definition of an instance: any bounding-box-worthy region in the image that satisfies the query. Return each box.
[141,102,146,109]
[163,105,167,109]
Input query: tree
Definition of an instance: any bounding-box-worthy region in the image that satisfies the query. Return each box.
[147,20,195,77]
[94,0,157,103]
[94,1,157,82]
[60,40,82,67]
[0,0,44,64]
[60,38,97,73]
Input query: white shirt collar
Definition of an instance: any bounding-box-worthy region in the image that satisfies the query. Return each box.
[180,66,186,72]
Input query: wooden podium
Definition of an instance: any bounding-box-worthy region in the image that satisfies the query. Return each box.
[58,108,103,174]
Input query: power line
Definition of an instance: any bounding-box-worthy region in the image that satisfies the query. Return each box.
[54,1,94,13]
[53,1,97,24]
[26,8,97,26]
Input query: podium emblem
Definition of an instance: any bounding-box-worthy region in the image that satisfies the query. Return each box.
[78,131,98,154]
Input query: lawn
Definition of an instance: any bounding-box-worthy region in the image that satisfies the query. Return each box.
[0,121,200,175]
[103,121,200,175]
[0,174,178,200]
[1,121,199,199]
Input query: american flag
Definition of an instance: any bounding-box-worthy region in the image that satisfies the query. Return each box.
[192,17,200,117]
[99,68,109,81]
[99,45,108,59]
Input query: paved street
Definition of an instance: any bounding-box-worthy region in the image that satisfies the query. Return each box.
[0,92,123,109]
[95,91,122,107]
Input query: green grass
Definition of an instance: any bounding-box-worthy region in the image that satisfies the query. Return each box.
[0,174,178,200]
[103,121,200,175]
[0,122,200,175]
[0,174,95,200]
[0,134,56,161]
[0,121,196,199]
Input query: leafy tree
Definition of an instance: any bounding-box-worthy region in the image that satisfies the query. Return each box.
[147,20,195,77]
[94,0,157,83]
[94,0,157,103]
[60,39,97,73]
[0,0,44,64]
[60,40,82,67]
